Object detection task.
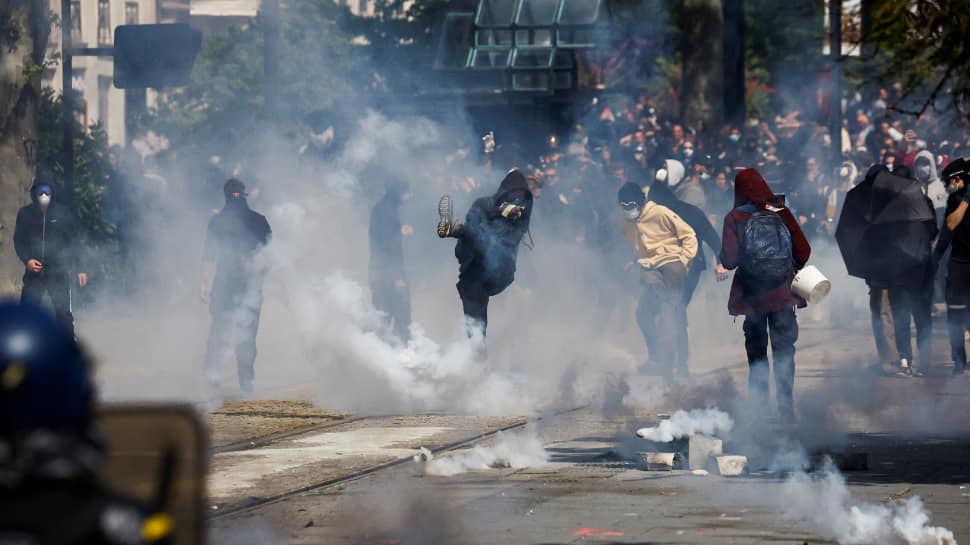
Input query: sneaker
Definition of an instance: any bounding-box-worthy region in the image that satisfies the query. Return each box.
[910,368,926,378]
[895,358,911,377]
[437,195,462,238]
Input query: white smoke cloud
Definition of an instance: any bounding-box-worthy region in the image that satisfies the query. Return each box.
[423,428,548,476]
[782,462,957,545]
[635,408,733,442]
[280,270,534,415]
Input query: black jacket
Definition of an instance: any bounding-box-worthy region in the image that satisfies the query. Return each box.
[647,180,721,270]
[456,170,534,295]
[203,200,272,310]
[14,201,83,274]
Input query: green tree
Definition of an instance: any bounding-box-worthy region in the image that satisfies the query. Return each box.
[856,0,970,117]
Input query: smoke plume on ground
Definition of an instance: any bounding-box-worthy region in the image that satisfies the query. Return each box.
[782,461,956,545]
[635,408,733,442]
[423,428,547,476]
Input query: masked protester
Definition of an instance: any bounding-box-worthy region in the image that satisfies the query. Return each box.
[617,182,698,380]
[648,160,725,372]
[369,181,412,341]
[200,179,272,394]
[914,150,948,225]
[936,158,970,375]
[14,178,88,337]
[0,301,174,544]
[718,168,811,423]
[436,169,534,338]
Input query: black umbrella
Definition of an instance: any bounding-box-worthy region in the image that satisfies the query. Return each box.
[836,169,938,284]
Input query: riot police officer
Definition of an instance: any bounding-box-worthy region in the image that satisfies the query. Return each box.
[0,301,173,544]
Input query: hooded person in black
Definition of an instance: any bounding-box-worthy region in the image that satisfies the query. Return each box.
[14,177,88,336]
[936,157,970,375]
[201,179,272,394]
[369,180,411,341]
[437,169,534,337]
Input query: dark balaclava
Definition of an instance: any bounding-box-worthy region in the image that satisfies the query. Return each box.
[223,178,247,205]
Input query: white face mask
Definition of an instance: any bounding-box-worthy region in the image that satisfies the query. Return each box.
[38,194,51,208]
[683,147,694,158]
[624,207,641,221]
[655,168,667,182]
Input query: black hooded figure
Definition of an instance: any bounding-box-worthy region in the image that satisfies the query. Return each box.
[201,179,272,394]
[369,181,411,341]
[14,178,87,336]
[437,169,534,336]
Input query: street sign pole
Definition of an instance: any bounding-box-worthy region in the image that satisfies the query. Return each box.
[61,0,74,204]
[829,0,842,169]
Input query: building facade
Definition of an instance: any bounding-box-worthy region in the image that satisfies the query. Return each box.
[44,0,191,146]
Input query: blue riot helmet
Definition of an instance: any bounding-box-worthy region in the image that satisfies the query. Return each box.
[0,301,93,435]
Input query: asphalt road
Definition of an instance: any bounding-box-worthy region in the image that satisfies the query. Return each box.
[209,315,970,545]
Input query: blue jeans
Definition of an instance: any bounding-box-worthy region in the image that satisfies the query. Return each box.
[743,307,798,418]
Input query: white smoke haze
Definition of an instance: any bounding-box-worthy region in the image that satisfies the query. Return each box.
[423,428,548,476]
[635,408,733,442]
[782,462,957,545]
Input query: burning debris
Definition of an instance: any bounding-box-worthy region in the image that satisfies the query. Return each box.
[635,408,733,442]
[421,429,547,477]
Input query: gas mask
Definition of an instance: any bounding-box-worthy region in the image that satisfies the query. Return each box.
[623,207,641,221]
[498,200,525,220]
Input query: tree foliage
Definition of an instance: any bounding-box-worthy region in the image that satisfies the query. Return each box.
[36,88,117,240]
[856,0,970,118]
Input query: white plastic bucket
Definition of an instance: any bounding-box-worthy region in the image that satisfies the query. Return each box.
[792,265,831,304]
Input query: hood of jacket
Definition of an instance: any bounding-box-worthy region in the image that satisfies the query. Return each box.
[733,168,778,208]
[494,169,534,204]
[664,159,686,188]
[914,150,941,183]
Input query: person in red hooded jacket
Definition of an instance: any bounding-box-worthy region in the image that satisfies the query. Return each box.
[716,168,811,423]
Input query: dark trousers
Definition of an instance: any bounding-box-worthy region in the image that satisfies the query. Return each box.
[21,271,74,338]
[205,297,262,392]
[371,278,412,341]
[947,304,970,371]
[945,261,970,371]
[868,287,896,364]
[678,259,704,368]
[888,283,933,368]
[636,262,688,378]
[743,307,798,417]
[457,277,489,336]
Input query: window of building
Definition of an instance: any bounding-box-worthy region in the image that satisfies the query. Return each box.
[358,0,367,15]
[125,2,139,24]
[72,69,88,128]
[98,0,112,45]
[98,76,112,131]
[70,1,82,44]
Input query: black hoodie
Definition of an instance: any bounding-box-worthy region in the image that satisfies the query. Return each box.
[455,170,534,295]
[14,183,83,275]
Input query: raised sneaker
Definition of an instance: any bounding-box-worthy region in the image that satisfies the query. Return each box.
[437,195,462,238]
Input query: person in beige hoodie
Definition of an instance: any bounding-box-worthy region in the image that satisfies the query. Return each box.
[617,182,698,380]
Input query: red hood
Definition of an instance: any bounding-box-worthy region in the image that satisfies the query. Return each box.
[734,168,779,208]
